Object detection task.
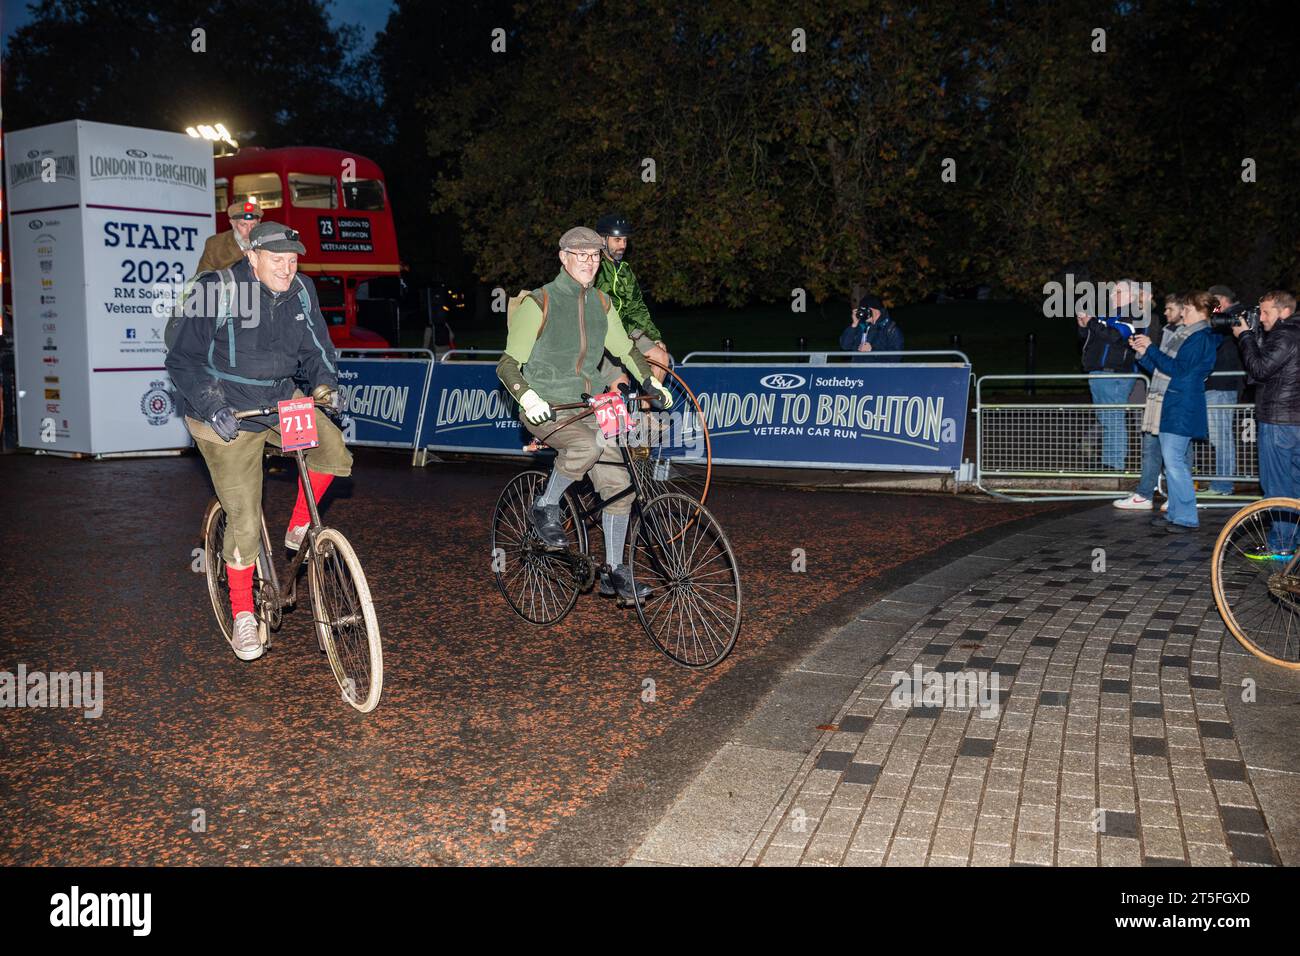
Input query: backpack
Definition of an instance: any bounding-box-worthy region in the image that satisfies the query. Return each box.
[165,269,319,387]
[165,268,312,351]
[505,286,610,338]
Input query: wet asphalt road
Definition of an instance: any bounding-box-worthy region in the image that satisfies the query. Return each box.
[0,449,1068,865]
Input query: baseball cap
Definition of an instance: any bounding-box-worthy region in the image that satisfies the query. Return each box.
[558,226,605,251]
[248,222,306,254]
[857,295,884,313]
[227,197,263,221]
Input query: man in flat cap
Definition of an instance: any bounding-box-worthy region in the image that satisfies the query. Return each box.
[196,197,264,274]
[497,226,674,602]
[166,222,349,662]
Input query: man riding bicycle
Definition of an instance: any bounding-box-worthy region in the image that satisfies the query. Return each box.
[497,226,673,602]
[594,214,670,384]
[165,222,351,662]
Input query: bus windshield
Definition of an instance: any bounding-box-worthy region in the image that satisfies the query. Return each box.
[343,179,386,211]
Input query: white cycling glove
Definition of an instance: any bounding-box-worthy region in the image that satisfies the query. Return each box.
[519,389,554,425]
[647,377,674,410]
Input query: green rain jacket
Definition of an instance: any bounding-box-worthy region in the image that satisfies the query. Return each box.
[594,255,661,341]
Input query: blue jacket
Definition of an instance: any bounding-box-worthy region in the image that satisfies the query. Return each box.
[839,314,903,362]
[1136,325,1216,439]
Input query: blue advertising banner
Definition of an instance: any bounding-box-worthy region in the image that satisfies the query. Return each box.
[674,362,970,472]
[335,353,434,448]
[419,360,530,455]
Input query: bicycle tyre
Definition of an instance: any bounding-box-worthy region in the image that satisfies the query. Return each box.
[1211,497,1300,669]
[308,527,384,712]
[490,470,589,626]
[627,492,741,668]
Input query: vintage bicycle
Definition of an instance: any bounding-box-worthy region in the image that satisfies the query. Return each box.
[200,400,384,711]
[490,387,742,668]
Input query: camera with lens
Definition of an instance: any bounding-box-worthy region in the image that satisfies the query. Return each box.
[1209,305,1260,333]
[855,304,873,321]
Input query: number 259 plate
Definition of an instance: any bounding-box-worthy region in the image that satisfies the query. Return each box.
[278,397,319,451]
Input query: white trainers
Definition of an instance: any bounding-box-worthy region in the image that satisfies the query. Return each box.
[1161,501,1169,513]
[284,523,309,551]
[1113,494,1153,511]
[231,611,265,661]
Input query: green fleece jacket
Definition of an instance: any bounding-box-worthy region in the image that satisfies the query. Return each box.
[497,269,651,406]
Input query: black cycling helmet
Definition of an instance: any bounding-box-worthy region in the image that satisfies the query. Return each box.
[596,214,633,238]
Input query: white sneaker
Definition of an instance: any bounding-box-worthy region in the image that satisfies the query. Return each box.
[1113,494,1153,511]
[231,611,265,661]
[1161,501,1169,513]
[285,523,309,551]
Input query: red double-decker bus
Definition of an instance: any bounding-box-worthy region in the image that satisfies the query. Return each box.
[213,146,401,348]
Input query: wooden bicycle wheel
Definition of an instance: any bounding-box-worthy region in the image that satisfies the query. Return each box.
[1211,497,1300,669]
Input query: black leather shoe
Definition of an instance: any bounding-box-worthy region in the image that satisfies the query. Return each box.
[1149,516,1170,528]
[1165,522,1197,534]
[530,501,569,549]
[600,564,651,601]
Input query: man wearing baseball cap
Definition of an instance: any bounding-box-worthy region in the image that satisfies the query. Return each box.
[497,225,673,602]
[195,197,263,274]
[166,221,350,662]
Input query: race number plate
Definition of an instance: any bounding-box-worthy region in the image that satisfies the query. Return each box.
[592,390,634,439]
[278,397,320,451]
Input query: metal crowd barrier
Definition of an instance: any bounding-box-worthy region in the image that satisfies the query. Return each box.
[976,372,1258,503]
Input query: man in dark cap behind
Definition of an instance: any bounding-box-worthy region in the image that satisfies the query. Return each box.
[196,197,264,274]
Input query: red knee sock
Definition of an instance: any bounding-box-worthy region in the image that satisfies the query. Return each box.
[227,564,255,618]
[290,470,334,529]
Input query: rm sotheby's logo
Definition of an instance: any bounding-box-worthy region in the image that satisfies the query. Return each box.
[50,885,151,936]
[140,381,174,426]
[759,373,806,390]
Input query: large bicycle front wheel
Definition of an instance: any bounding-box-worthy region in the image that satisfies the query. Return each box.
[628,362,712,506]
[628,492,741,668]
[1211,497,1300,669]
[490,470,590,626]
[307,527,384,712]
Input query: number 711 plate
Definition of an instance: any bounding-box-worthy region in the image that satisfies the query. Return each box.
[278,397,319,451]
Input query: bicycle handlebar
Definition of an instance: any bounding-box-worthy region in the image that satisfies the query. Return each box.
[233,400,330,420]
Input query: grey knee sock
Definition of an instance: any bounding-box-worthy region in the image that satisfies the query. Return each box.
[536,471,574,507]
[604,512,630,568]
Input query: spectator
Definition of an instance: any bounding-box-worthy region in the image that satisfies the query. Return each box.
[1205,284,1246,494]
[1114,293,1183,511]
[1077,280,1143,471]
[1233,290,1300,557]
[839,295,903,363]
[1130,291,1217,533]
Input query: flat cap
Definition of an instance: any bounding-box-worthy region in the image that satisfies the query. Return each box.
[558,226,605,251]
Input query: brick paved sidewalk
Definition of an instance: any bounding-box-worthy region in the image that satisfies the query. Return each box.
[631,504,1300,866]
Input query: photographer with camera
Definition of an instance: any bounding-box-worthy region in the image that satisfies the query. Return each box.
[1232,291,1300,557]
[840,295,903,364]
[1129,291,1217,533]
[1204,284,1246,494]
[1077,279,1144,471]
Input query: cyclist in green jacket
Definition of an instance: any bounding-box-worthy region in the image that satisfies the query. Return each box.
[595,214,670,382]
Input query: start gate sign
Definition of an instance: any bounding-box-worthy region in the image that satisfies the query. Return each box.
[4,120,214,454]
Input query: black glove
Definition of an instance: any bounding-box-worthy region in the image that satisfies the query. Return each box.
[210,406,239,442]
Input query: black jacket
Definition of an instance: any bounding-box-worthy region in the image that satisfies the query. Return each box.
[1237,316,1300,425]
[1078,316,1137,373]
[1207,303,1245,393]
[165,258,339,432]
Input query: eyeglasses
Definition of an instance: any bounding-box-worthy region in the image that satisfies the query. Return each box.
[564,250,602,263]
